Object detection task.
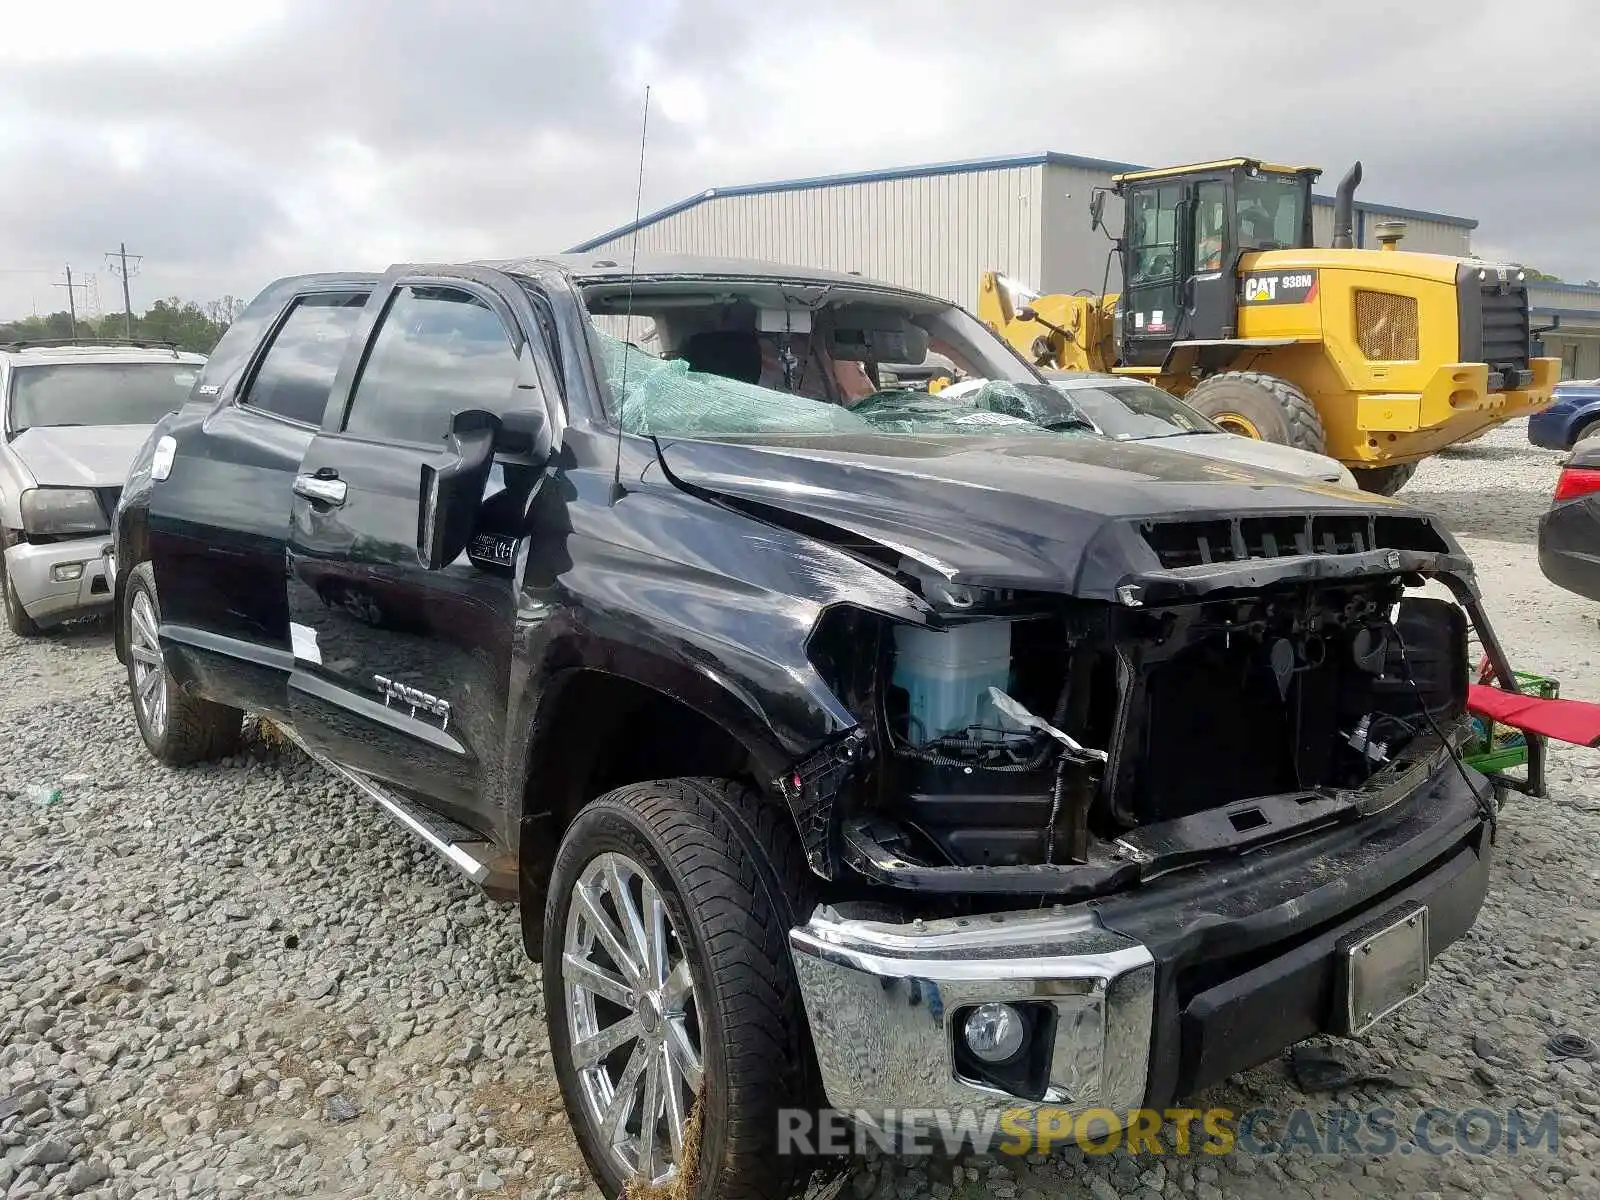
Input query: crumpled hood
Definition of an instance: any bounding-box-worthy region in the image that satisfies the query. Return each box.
[655,433,1443,598]
[1147,432,1355,486]
[8,425,151,488]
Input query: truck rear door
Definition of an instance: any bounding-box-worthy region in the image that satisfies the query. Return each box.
[282,269,554,834]
[147,284,372,717]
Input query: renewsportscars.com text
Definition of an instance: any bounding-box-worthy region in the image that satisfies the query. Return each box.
[778,1106,1561,1158]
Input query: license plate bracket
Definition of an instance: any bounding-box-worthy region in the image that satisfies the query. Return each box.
[1336,904,1429,1036]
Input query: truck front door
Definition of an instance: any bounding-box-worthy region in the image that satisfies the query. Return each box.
[284,272,553,834]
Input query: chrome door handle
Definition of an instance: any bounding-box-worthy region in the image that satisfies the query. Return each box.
[293,473,347,506]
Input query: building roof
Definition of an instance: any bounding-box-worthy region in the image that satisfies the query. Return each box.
[569,150,1478,252]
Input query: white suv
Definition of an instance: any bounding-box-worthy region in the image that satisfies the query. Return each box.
[0,340,206,635]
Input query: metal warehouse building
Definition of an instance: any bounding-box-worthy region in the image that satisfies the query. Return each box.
[572,151,1476,311]
[571,150,1600,378]
[1530,282,1600,380]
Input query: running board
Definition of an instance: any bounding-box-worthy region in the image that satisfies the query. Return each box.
[334,762,495,883]
[276,726,515,898]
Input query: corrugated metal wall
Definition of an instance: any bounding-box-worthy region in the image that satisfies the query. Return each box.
[1039,164,1125,296]
[1532,284,1600,314]
[579,166,1045,312]
[579,161,1477,306]
[1531,284,1600,380]
[1309,205,1472,256]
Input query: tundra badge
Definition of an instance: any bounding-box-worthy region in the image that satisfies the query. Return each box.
[373,675,452,731]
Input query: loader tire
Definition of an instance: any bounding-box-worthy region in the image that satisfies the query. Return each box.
[1184,371,1327,454]
[1353,461,1420,496]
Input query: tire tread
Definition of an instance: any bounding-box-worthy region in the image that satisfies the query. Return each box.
[1186,369,1327,454]
[125,562,243,766]
[548,777,816,1200]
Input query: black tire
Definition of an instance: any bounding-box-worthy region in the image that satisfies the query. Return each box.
[1184,370,1327,453]
[1572,417,1600,449]
[1353,461,1420,496]
[1,549,42,638]
[544,778,817,1200]
[123,561,243,766]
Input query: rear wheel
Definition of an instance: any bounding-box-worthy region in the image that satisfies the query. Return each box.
[1,549,42,638]
[1353,461,1420,496]
[544,778,816,1200]
[1184,370,1326,454]
[124,561,243,765]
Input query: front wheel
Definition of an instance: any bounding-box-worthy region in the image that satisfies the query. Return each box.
[123,561,243,765]
[1,549,42,638]
[544,778,816,1200]
[1183,370,1326,453]
[1353,461,1420,496]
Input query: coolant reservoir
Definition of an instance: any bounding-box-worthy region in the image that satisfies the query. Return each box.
[892,621,1014,745]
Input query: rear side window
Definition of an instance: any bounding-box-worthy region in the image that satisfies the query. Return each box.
[343,285,518,446]
[242,292,368,425]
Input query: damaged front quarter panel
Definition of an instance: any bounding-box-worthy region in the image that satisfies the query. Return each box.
[642,437,1526,903]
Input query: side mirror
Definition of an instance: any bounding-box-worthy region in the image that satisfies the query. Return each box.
[420,409,499,570]
[496,406,550,458]
[1089,191,1107,231]
[496,347,554,459]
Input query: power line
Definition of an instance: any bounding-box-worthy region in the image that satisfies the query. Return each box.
[105,243,142,337]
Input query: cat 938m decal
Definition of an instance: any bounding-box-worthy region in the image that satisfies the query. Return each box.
[1240,269,1319,306]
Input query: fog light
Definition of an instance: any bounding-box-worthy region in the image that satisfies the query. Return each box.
[963,1003,1026,1064]
[51,562,85,582]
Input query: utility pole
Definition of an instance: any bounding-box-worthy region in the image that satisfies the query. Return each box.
[52,265,88,338]
[105,243,141,338]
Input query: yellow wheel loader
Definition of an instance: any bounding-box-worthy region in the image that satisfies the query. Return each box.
[977,158,1559,493]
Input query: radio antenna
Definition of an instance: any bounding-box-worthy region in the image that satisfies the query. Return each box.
[610,85,651,504]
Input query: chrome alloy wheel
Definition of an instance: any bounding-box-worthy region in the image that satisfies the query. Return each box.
[562,851,704,1188]
[128,590,168,739]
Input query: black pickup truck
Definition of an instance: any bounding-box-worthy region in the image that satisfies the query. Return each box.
[111,254,1536,1200]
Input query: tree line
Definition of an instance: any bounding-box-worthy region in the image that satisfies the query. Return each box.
[0,296,247,355]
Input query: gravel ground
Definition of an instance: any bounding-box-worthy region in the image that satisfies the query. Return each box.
[3,419,1599,1200]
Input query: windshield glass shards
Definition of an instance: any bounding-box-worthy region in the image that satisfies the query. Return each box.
[584,279,1098,444]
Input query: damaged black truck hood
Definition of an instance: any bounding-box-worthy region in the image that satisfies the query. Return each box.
[654,433,1461,600]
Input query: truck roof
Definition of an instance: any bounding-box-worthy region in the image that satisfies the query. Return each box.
[268,255,931,301]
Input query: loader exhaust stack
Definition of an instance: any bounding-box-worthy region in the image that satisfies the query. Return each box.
[1331,161,1363,249]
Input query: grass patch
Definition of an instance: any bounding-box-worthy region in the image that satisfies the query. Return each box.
[622,1098,702,1200]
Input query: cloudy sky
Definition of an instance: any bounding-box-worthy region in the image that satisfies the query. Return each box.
[1,0,1594,319]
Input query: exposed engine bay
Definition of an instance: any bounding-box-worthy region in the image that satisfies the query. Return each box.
[800,567,1478,900]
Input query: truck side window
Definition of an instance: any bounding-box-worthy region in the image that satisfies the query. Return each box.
[344,286,519,447]
[242,292,369,425]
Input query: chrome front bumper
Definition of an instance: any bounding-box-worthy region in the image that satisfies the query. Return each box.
[789,905,1154,1121]
[4,538,115,625]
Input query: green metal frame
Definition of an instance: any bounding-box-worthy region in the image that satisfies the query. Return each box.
[1464,669,1559,776]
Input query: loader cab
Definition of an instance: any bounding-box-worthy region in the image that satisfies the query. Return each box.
[1110,159,1319,368]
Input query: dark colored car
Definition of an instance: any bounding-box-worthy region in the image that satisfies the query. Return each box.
[1529,378,1600,451]
[1538,438,1600,600]
[111,254,1532,1199]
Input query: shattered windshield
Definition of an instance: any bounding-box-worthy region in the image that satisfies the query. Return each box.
[1048,378,1224,440]
[582,278,1097,442]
